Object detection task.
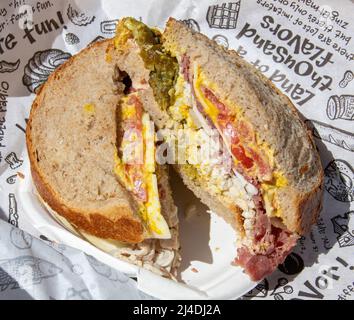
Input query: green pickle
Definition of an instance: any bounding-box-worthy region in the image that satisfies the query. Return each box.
[119,18,178,110]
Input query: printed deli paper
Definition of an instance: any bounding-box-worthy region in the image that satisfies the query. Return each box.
[0,0,353,300]
[0,219,153,300]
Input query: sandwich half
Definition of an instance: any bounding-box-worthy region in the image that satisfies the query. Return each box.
[109,18,324,281]
[26,39,180,278]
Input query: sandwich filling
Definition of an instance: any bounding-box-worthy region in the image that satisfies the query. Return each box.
[176,56,298,280]
[115,93,171,239]
[113,18,298,281]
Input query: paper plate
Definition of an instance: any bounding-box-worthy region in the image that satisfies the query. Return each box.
[15,151,256,299]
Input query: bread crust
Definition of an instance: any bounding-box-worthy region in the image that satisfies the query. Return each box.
[30,159,144,242]
[26,40,145,243]
[162,18,324,235]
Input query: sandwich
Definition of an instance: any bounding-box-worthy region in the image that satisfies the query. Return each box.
[26,39,180,278]
[108,17,324,281]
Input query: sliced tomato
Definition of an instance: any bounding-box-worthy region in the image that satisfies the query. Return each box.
[217,113,229,128]
[231,145,254,169]
[247,148,272,179]
[198,86,274,178]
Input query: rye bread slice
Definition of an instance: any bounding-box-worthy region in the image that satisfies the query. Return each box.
[162,18,323,235]
[26,39,179,246]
